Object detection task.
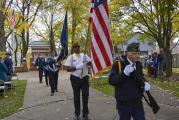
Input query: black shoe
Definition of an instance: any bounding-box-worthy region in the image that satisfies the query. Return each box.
[51,93,54,96]
[83,114,90,120]
[73,115,80,120]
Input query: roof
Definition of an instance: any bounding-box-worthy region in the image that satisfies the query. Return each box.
[29,41,50,47]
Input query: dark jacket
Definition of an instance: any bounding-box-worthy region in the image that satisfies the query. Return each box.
[35,57,45,69]
[0,62,9,81]
[43,57,59,74]
[109,56,144,105]
[4,58,13,75]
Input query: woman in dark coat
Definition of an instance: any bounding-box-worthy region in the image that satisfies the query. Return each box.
[0,57,9,82]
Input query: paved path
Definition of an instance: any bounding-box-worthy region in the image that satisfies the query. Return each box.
[3,71,179,120]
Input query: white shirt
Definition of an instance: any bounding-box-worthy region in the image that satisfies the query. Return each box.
[64,53,91,78]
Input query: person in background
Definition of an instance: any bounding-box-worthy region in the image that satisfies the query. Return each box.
[64,41,91,120]
[44,56,59,96]
[109,42,151,120]
[0,57,9,82]
[35,56,46,83]
[146,55,153,76]
[152,52,158,77]
[4,52,13,76]
[157,49,164,77]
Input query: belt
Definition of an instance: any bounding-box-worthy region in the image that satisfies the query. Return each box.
[71,74,89,79]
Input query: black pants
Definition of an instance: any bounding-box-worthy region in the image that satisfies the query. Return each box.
[38,68,43,83]
[44,72,49,86]
[54,71,58,90]
[48,72,58,93]
[49,73,55,93]
[117,103,145,120]
[70,75,89,116]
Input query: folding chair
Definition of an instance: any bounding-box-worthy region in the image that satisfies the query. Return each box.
[11,73,18,80]
[0,80,6,96]
[4,81,12,90]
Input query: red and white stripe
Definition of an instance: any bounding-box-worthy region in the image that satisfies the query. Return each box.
[90,0,113,74]
[9,10,16,28]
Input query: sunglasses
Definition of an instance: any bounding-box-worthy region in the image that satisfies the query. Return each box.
[74,45,80,48]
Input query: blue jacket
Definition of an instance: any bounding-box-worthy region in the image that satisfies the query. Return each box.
[109,56,144,106]
[35,57,45,69]
[0,62,9,81]
[43,57,59,74]
[4,58,13,75]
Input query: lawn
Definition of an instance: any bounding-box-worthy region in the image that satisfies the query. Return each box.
[90,72,179,98]
[0,80,27,119]
[146,77,179,97]
[90,77,114,96]
[172,68,179,73]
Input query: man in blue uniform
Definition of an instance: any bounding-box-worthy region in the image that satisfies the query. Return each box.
[35,56,46,84]
[109,42,151,120]
[44,56,59,96]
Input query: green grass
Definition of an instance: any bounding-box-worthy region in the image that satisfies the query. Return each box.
[0,80,27,119]
[172,68,179,73]
[147,77,179,97]
[90,73,179,98]
[90,78,114,96]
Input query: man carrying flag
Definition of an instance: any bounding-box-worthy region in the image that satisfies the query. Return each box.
[64,41,91,120]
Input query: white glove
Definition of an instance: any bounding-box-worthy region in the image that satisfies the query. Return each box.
[76,63,86,70]
[124,64,134,76]
[144,82,150,91]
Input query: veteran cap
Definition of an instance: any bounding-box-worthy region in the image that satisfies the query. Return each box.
[126,42,140,52]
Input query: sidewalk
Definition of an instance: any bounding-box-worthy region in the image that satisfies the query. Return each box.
[3,71,179,120]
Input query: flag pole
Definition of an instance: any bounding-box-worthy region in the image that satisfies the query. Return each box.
[11,10,16,66]
[81,0,94,77]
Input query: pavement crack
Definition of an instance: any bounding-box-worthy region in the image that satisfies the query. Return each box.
[19,98,73,112]
[17,116,35,120]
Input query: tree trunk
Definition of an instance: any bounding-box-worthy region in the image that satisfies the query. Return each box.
[14,34,18,66]
[164,49,172,77]
[21,30,26,60]
[0,9,6,52]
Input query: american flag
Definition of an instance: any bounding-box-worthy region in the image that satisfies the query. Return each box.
[90,0,113,74]
[10,10,16,28]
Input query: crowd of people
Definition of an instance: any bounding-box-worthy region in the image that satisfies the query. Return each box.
[145,51,165,77]
[0,52,13,93]
[1,42,160,120]
[35,55,59,96]
[35,41,91,120]
[0,53,13,82]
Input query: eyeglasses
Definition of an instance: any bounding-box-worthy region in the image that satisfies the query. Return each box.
[74,45,80,48]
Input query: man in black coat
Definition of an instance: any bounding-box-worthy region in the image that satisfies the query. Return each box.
[109,42,151,120]
[44,57,59,96]
[35,56,47,84]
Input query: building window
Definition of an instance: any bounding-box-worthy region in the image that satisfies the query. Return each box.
[148,42,153,46]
